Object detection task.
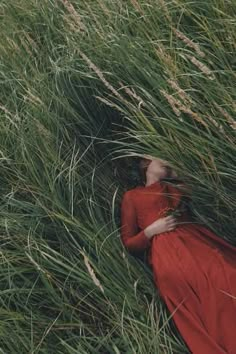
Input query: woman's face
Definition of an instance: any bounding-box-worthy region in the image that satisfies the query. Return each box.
[141,156,172,179]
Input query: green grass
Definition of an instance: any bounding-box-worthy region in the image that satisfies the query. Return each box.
[0,0,235,352]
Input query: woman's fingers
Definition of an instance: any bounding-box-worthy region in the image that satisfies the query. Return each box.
[168,225,176,230]
[166,216,177,230]
[165,215,174,220]
[166,216,177,224]
[165,215,176,221]
[159,215,178,232]
[168,225,176,231]
[168,222,177,228]
[167,225,176,231]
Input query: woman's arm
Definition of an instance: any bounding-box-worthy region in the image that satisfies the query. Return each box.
[120,191,152,253]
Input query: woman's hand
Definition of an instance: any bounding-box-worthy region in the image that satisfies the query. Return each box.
[144,215,177,239]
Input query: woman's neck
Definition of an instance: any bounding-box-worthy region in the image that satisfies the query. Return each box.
[145,177,161,187]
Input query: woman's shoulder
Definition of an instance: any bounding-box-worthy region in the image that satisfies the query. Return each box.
[122,185,144,200]
[124,184,144,194]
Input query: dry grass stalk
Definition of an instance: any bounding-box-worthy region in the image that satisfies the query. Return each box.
[24,32,37,50]
[97,0,111,18]
[34,119,53,140]
[63,15,81,33]
[26,252,51,278]
[155,44,177,74]
[173,28,205,58]
[186,54,214,80]
[167,79,194,105]
[84,3,105,38]
[0,104,19,127]
[23,89,43,106]
[160,89,208,127]
[119,81,145,108]
[180,106,208,127]
[19,32,37,56]
[0,103,11,116]
[7,37,20,53]
[60,0,87,32]
[214,102,236,130]
[160,89,182,117]
[78,50,125,102]
[164,81,229,131]
[80,250,105,294]
[232,102,236,112]
[95,96,125,114]
[159,0,171,21]
[130,0,145,16]
[230,122,236,130]
[20,40,33,56]
[206,114,224,132]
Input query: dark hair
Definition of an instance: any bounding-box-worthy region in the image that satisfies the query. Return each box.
[116,156,183,190]
[126,156,153,187]
[114,156,148,190]
[136,157,151,185]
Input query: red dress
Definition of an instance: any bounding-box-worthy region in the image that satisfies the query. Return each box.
[120,180,236,354]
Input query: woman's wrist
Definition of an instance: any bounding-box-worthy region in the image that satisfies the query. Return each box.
[144,226,153,239]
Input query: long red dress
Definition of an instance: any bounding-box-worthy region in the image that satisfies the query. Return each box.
[120,180,236,354]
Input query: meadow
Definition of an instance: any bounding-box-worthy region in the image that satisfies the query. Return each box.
[0,0,235,353]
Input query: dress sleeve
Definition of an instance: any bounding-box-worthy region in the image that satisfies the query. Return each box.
[120,191,151,253]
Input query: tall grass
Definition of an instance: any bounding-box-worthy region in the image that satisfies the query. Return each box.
[0,0,235,352]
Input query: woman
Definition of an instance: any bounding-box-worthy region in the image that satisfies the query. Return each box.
[120,156,236,354]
